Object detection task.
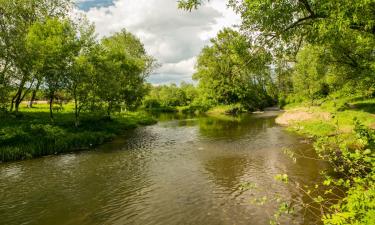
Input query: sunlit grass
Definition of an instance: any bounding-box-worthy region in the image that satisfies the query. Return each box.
[283,96,375,138]
[0,103,156,162]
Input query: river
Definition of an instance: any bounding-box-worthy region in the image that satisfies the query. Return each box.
[0,112,327,225]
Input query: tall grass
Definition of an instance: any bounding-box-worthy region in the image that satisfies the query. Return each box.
[0,104,156,162]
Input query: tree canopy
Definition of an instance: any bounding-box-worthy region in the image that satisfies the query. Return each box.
[193,28,274,110]
[0,0,156,124]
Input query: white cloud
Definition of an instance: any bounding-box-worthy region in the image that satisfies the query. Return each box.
[159,57,196,75]
[78,0,240,84]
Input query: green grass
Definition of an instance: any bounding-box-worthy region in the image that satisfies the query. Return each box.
[289,121,337,137]
[281,96,375,152]
[0,103,156,162]
[284,97,375,138]
[282,96,375,225]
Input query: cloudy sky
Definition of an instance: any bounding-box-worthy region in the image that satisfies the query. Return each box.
[76,0,240,85]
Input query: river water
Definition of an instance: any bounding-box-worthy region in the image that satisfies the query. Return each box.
[0,112,327,225]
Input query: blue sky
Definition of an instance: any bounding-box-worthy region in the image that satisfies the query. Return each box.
[76,0,240,85]
[76,0,115,11]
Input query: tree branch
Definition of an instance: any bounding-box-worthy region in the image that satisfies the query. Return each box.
[299,0,315,17]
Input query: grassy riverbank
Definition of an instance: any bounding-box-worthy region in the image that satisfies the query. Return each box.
[277,97,375,136]
[0,103,156,162]
[276,96,375,224]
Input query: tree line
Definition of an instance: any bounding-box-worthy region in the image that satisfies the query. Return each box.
[178,1,375,224]
[178,0,374,108]
[0,0,156,126]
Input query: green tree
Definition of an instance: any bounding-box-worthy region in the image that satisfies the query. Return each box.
[180,82,198,105]
[0,0,73,113]
[194,28,273,110]
[93,29,156,117]
[68,20,97,127]
[291,45,329,104]
[26,18,79,120]
[181,0,375,94]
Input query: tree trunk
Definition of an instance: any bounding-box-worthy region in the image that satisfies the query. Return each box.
[74,93,80,128]
[10,95,16,112]
[107,101,112,119]
[28,80,41,108]
[12,74,29,114]
[12,76,34,113]
[14,90,23,114]
[49,92,54,122]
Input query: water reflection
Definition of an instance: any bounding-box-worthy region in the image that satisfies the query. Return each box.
[204,156,249,189]
[0,112,326,225]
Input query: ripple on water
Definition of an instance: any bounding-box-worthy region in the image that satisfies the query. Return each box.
[0,114,325,225]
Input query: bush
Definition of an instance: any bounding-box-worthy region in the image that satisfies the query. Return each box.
[142,98,161,109]
[323,180,375,225]
[0,110,155,162]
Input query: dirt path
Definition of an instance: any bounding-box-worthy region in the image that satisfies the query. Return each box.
[275,108,331,126]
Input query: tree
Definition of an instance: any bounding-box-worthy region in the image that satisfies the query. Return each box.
[180,82,198,105]
[93,29,156,117]
[68,19,97,127]
[181,0,375,93]
[193,28,273,110]
[292,45,329,104]
[26,18,79,120]
[178,0,206,10]
[0,0,73,113]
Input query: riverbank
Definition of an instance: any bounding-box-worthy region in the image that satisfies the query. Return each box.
[275,97,375,224]
[276,97,375,136]
[0,104,156,162]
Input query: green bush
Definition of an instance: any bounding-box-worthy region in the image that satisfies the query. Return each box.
[323,180,375,225]
[0,110,156,162]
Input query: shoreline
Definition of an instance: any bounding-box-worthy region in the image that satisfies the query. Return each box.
[0,110,157,163]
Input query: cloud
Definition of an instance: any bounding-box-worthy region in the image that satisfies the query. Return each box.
[77,0,240,84]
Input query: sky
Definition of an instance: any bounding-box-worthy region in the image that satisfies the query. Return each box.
[76,0,240,85]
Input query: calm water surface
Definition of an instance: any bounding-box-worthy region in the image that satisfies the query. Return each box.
[0,112,327,225]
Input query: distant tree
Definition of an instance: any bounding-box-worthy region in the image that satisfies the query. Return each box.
[180,82,198,105]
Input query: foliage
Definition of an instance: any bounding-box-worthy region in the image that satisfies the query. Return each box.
[26,17,79,120]
[317,119,375,225]
[206,104,246,115]
[0,1,156,119]
[95,29,155,115]
[177,0,205,11]
[0,0,74,113]
[323,180,375,225]
[193,28,275,111]
[0,104,156,162]
[181,0,375,106]
[0,0,157,160]
[291,45,330,104]
[142,82,200,112]
[274,99,375,225]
